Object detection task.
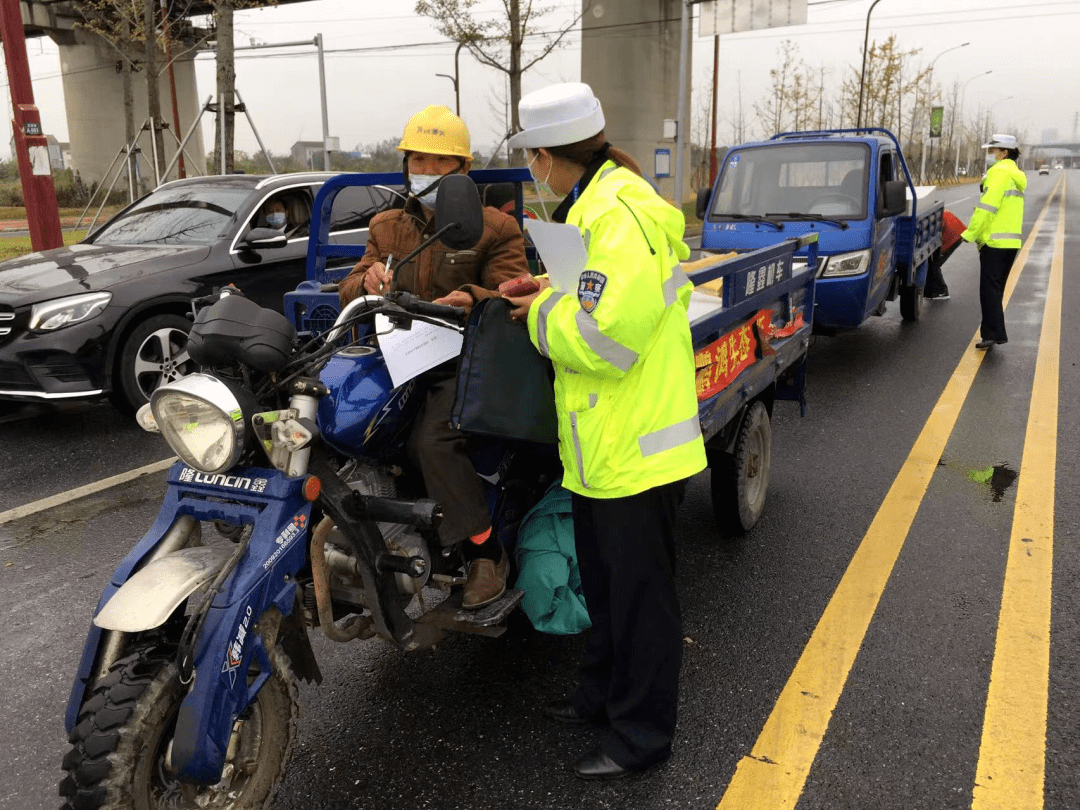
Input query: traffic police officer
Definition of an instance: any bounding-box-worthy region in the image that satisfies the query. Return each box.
[505,82,707,779]
[961,133,1026,349]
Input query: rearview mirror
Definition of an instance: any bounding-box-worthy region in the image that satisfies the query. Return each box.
[434,174,484,250]
[880,180,907,218]
[695,188,713,221]
[242,227,288,250]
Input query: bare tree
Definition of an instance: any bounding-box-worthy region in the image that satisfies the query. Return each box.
[415,0,583,164]
[76,1,271,182]
[839,35,927,135]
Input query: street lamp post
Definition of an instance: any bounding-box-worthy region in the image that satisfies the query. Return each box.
[917,42,969,182]
[856,0,886,129]
[955,70,992,176]
[435,41,467,115]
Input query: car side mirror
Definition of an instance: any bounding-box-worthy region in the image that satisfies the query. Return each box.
[242,228,288,250]
[434,174,484,250]
[880,180,907,218]
[695,188,712,221]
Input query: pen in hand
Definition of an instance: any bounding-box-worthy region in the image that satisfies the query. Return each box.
[380,254,394,294]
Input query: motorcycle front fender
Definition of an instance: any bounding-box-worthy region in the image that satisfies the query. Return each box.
[93,547,233,632]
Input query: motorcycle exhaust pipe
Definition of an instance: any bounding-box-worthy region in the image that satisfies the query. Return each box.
[349,493,443,529]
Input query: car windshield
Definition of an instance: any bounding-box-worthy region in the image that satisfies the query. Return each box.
[711,142,870,221]
[90,186,254,246]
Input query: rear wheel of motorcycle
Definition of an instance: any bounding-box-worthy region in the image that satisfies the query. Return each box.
[711,400,771,537]
[60,640,297,810]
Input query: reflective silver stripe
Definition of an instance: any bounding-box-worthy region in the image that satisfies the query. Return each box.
[1004,189,1024,198]
[575,309,638,372]
[588,393,598,408]
[598,165,618,182]
[662,263,691,307]
[990,233,1022,241]
[536,291,566,358]
[583,228,592,252]
[976,202,998,213]
[569,411,589,489]
[638,415,702,458]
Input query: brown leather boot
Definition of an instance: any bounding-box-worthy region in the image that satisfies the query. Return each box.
[462,546,508,609]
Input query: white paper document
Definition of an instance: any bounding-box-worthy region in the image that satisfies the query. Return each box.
[375,314,463,388]
[524,219,588,293]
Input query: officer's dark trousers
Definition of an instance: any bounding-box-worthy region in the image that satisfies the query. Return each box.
[571,480,685,769]
[979,246,1018,342]
[407,372,490,545]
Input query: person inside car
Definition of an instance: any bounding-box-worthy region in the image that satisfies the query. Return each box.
[259,195,310,240]
[338,105,531,609]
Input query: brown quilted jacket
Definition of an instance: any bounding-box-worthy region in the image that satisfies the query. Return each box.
[338,199,529,310]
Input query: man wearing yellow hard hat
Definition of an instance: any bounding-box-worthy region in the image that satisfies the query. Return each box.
[339,105,530,608]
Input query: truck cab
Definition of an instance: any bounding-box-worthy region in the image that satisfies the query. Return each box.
[697,129,941,331]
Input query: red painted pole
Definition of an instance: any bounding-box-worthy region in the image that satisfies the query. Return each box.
[0,0,62,251]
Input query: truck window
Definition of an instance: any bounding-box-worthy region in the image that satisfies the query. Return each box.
[329,185,407,240]
[710,142,870,221]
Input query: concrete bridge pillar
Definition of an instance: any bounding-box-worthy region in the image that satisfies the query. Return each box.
[581,1,690,203]
[54,27,206,192]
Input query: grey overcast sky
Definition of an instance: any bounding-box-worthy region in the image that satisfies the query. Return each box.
[4,0,1079,162]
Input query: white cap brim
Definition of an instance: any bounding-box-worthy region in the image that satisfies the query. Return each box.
[507,106,605,150]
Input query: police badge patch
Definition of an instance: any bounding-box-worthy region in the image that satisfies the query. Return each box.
[578,270,608,313]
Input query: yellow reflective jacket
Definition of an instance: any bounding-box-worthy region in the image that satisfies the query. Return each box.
[961,158,1026,249]
[526,161,707,498]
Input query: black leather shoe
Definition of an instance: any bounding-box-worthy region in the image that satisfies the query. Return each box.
[543,699,590,725]
[573,748,633,780]
[976,339,996,349]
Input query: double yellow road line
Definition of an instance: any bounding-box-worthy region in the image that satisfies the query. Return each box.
[716,174,1067,810]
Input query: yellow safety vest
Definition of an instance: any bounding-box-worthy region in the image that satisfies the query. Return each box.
[961,158,1026,249]
[526,161,707,498]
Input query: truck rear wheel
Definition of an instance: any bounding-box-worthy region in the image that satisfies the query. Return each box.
[711,401,771,536]
[900,282,923,321]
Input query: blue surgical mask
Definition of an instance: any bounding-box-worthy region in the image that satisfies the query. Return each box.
[267,211,287,229]
[409,174,443,208]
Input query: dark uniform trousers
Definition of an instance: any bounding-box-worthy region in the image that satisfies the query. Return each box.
[407,370,491,546]
[979,246,1018,343]
[571,479,686,769]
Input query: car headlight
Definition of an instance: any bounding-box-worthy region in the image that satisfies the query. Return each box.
[820,250,871,278]
[29,292,112,331]
[150,374,247,474]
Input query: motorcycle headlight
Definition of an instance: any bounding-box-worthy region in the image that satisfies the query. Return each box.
[150,375,247,474]
[820,250,871,278]
[29,292,112,331]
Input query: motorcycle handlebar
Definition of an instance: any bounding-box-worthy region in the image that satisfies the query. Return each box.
[392,292,467,326]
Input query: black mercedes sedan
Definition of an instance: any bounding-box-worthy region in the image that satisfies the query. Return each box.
[0,173,403,413]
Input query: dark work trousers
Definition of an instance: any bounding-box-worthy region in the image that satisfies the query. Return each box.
[979,246,1018,342]
[406,372,491,546]
[570,480,686,769]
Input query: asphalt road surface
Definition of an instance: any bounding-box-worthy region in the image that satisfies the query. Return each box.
[1,172,1077,810]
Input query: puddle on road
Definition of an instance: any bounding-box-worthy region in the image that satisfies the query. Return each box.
[968,463,1018,502]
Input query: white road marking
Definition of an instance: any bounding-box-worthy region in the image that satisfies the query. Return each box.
[0,458,176,525]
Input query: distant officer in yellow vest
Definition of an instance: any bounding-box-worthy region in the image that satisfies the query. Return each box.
[505,82,706,780]
[961,133,1026,349]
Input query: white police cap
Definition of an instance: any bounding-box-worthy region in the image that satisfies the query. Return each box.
[982,133,1018,149]
[507,83,605,150]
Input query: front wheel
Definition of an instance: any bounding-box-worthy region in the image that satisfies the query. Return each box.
[711,400,772,536]
[60,640,297,810]
[899,282,923,321]
[112,314,195,415]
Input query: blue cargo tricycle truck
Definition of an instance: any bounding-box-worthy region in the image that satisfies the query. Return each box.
[696,127,943,331]
[287,169,818,534]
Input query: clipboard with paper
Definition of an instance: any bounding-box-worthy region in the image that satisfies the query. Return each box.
[523,219,588,293]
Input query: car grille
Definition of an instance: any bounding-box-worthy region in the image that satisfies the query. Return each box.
[0,306,14,346]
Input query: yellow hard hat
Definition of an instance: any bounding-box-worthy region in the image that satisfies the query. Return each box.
[397,106,472,158]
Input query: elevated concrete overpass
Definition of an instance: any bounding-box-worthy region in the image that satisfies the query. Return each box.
[10,1,687,196]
